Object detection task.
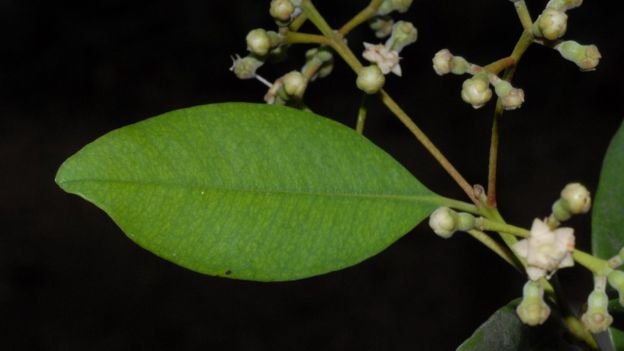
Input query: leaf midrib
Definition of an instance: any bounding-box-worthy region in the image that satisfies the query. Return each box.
[59,178,440,204]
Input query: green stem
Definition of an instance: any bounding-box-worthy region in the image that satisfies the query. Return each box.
[479,218,529,237]
[468,230,523,270]
[283,31,331,45]
[511,0,534,31]
[289,13,308,32]
[486,30,533,208]
[338,0,383,36]
[572,250,611,276]
[356,94,368,134]
[483,56,516,75]
[437,197,481,215]
[301,0,480,206]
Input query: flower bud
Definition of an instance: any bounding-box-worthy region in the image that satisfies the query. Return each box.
[581,290,613,333]
[369,16,394,39]
[282,71,307,99]
[270,0,295,23]
[246,29,272,57]
[230,54,264,80]
[377,0,413,16]
[608,270,624,306]
[461,74,492,109]
[303,48,334,81]
[432,49,453,76]
[555,41,602,71]
[516,281,551,326]
[536,8,568,40]
[428,207,459,239]
[385,21,417,53]
[546,0,583,11]
[560,182,591,214]
[492,78,525,110]
[356,65,385,94]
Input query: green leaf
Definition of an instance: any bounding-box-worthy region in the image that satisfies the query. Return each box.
[593,120,624,259]
[457,300,580,351]
[56,102,441,281]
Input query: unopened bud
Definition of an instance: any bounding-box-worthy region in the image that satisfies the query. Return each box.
[493,79,525,110]
[560,183,591,214]
[246,29,272,56]
[230,54,264,80]
[428,207,459,239]
[555,41,601,71]
[432,49,453,76]
[546,0,583,11]
[536,8,568,40]
[270,0,295,23]
[608,270,624,307]
[356,65,385,94]
[385,21,417,53]
[516,281,551,326]
[369,16,394,39]
[377,0,413,16]
[282,71,307,99]
[581,290,613,333]
[461,74,492,109]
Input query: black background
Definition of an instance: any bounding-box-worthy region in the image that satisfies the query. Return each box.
[2,0,623,350]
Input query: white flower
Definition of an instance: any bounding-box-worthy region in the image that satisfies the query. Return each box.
[513,218,575,280]
[362,42,402,76]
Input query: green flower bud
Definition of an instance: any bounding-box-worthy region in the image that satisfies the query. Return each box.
[282,71,307,99]
[303,48,334,81]
[356,65,385,94]
[377,0,413,16]
[516,281,551,326]
[546,0,583,11]
[230,54,264,80]
[270,0,295,23]
[560,182,591,214]
[608,270,624,306]
[461,74,492,109]
[581,290,613,333]
[457,212,476,232]
[428,207,459,239]
[246,28,272,56]
[369,16,394,39]
[535,8,568,40]
[555,41,602,71]
[492,78,525,110]
[450,56,470,75]
[385,21,417,53]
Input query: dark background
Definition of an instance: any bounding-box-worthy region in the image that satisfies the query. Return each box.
[1,0,623,350]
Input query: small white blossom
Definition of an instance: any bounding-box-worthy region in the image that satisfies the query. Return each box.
[514,218,575,281]
[501,88,525,110]
[362,42,402,76]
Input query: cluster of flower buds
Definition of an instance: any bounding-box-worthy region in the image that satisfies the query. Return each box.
[231,0,344,106]
[516,281,551,326]
[581,276,613,333]
[428,207,476,239]
[546,182,592,227]
[532,0,602,71]
[432,49,525,110]
[357,19,417,94]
